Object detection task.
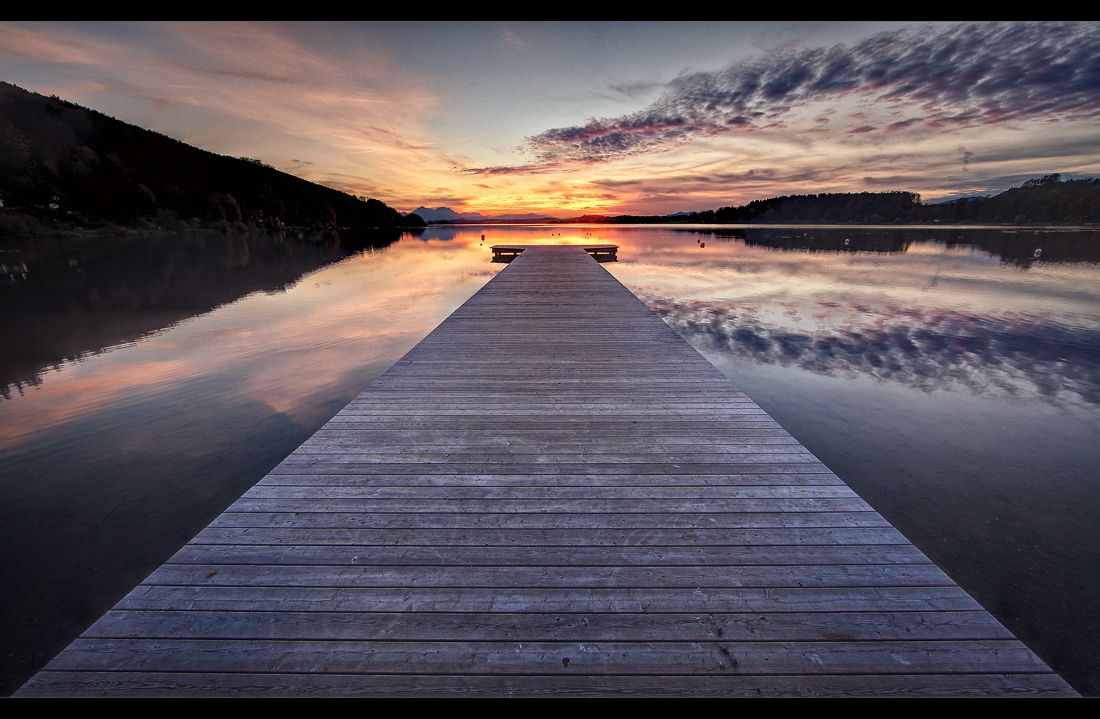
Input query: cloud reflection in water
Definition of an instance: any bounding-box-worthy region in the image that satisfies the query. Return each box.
[645,295,1100,407]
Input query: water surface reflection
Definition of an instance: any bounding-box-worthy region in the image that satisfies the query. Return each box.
[1,228,408,399]
[3,224,1100,695]
[648,297,1100,406]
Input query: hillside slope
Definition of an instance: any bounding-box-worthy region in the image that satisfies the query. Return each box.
[0,82,424,233]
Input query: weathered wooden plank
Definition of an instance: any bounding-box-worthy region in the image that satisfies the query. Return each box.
[267,462,839,475]
[16,672,1078,697]
[306,428,797,438]
[239,485,860,500]
[141,563,953,589]
[190,526,910,546]
[165,544,931,568]
[321,421,789,430]
[82,610,1015,642]
[298,440,809,452]
[221,498,878,514]
[39,638,1053,676]
[114,585,990,614]
[207,511,889,530]
[256,472,849,487]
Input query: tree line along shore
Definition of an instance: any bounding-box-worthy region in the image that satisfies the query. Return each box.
[559,176,1099,227]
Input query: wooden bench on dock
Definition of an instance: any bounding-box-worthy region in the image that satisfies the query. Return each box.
[492,244,617,262]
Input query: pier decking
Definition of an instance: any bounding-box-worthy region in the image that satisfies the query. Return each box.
[18,245,1075,696]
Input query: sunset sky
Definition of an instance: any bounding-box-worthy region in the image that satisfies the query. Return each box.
[2,21,1099,216]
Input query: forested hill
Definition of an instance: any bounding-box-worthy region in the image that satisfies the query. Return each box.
[0,82,424,233]
[712,191,922,224]
[712,177,1098,225]
[600,177,1100,225]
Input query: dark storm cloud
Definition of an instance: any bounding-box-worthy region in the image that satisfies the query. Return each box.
[499,22,1099,171]
[884,117,923,132]
[959,145,974,170]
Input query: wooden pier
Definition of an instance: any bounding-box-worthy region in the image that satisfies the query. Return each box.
[18,245,1076,696]
[492,244,617,262]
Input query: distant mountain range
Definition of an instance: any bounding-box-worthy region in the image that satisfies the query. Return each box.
[406,206,725,223]
[407,206,557,223]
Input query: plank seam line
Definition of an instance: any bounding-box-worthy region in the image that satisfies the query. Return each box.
[30,670,1058,677]
[98,609,996,615]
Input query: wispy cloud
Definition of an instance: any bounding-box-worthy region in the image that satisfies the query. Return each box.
[147,93,201,106]
[607,80,665,100]
[175,65,301,83]
[0,24,107,65]
[884,117,922,132]
[496,24,525,48]
[500,22,1100,172]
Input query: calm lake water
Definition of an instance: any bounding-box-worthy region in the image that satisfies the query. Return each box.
[3,224,1099,695]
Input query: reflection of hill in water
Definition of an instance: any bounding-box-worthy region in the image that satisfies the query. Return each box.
[689,227,1100,266]
[647,295,1100,407]
[0,228,405,399]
